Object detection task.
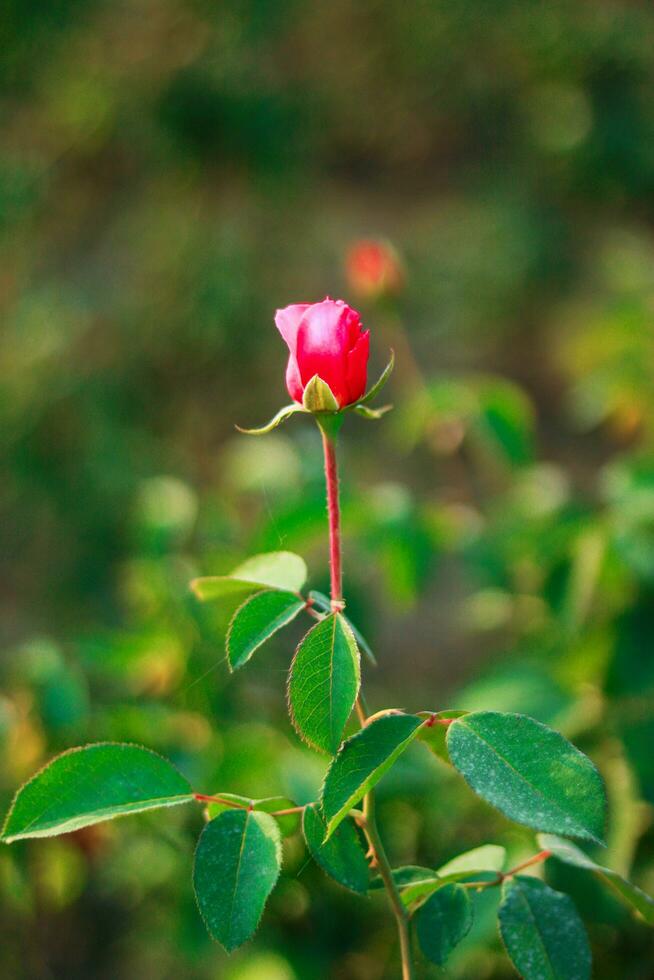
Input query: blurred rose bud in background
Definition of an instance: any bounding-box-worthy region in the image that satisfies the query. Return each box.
[345,239,404,299]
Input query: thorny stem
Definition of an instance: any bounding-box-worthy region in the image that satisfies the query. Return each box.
[321,429,343,609]
[321,429,414,980]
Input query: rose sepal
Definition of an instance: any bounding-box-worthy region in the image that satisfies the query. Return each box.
[354,350,394,406]
[236,403,307,436]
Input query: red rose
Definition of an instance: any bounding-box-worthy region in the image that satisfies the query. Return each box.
[345,240,404,299]
[275,298,370,409]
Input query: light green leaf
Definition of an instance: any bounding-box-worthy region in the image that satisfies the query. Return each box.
[438,844,506,878]
[235,403,306,435]
[415,884,473,965]
[230,551,308,592]
[194,809,281,952]
[416,710,467,764]
[447,711,606,844]
[191,550,307,602]
[2,743,193,842]
[302,375,340,413]
[191,577,262,602]
[205,793,301,837]
[288,614,360,754]
[320,713,424,839]
[227,589,305,670]
[308,590,377,666]
[369,865,435,892]
[303,803,369,894]
[399,845,506,909]
[356,350,395,406]
[538,833,654,924]
[499,876,591,980]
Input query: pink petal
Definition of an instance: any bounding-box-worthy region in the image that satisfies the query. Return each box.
[295,300,351,406]
[345,330,370,403]
[285,353,304,403]
[275,304,311,354]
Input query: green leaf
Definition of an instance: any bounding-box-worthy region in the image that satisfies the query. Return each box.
[415,884,473,965]
[302,375,340,413]
[320,713,424,839]
[287,614,360,754]
[369,865,435,891]
[236,403,306,435]
[230,551,308,592]
[356,350,395,406]
[2,743,193,842]
[538,833,654,924]
[473,379,534,466]
[399,845,506,909]
[416,710,468,764]
[302,803,369,894]
[308,590,377,666]
[193,809,281,952]
[438,844,506,879]
[227,590,305,670]
[191,551,307,602]
[204,793,301,837]
[191,577,262,602]
[498,876,591,980]
[447,711,606,844]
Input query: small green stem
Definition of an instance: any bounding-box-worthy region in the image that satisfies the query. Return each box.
[361,793,414,980]
[194,794,305,818]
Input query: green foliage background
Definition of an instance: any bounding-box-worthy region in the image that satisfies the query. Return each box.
[2,1,654,976]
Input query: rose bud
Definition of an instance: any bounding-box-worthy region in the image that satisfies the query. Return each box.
[275,298,370,411]
[345,239,404,299]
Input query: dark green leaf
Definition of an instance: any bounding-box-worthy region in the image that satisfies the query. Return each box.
[308,591,377,666]
[288,613,360,754]
[193,809,281,952]
[302,803,369,893]
[473,380,534,466]
[320,713,424,838]
[205,793,300,837]
[2,743,193,842]
[447,711,606,844]
[227,589,305,670]
[236,403,306,435]
[417,710,467,764]
[538,833,654,924]
[499,876,591,980]
[416,884,473,965]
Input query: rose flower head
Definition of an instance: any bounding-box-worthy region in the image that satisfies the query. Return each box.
[275,298,370,410]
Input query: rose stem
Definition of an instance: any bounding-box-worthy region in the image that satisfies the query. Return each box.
[320,428,414,980]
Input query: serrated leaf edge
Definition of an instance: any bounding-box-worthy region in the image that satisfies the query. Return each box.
[2,742,193,843]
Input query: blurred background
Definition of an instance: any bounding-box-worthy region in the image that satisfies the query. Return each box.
[2,1,654,977]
